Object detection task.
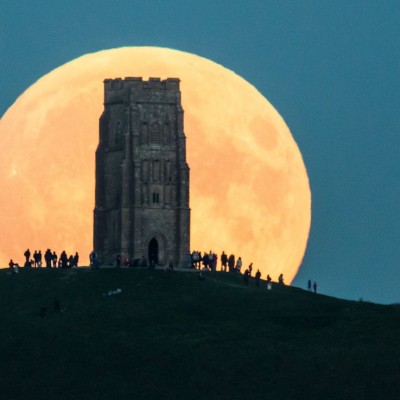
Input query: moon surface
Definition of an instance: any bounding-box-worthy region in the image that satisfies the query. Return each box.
[0,47,311,283]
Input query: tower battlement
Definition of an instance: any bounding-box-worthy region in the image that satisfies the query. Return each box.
[103,77,180,104]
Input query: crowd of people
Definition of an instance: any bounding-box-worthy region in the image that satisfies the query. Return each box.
[8,247,317,293]
[191,250,318,292]
[191,250,280,287]
[8,248,80,271]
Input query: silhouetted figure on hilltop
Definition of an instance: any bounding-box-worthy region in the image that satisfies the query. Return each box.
[45,249,53,268]
[243,269,250,285]
[313,281,317,293]
[228,254,235,272]
[255,269,261,287]
[202,253,209,271]
[38,250,42,268]
[307,279,312,291]
[68,255,74,268]
[278,274,284,285]
[221,251,228,272]
[52,252,58,268]
[235,257,242,273]
[33,250,39,268]
[248,263,253,276]
[60,251,68,269]
[89,251,97,268]
[73,252,79,268]
[9,259,14,270]
[208,251,214,271]
[24,249,31,264]
[266,274,272,283]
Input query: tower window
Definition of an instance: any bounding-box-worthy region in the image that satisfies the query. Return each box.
[152,192,160,203]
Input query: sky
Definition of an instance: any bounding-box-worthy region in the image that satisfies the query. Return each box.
[1,1,399,304]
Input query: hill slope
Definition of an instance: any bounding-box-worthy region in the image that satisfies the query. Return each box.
[1,268,399,400]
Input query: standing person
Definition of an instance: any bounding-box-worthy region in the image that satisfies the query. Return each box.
[45,249,53,268]
[73,252,79,268]
[33,250,39,268]
[243,269,250,285]
[235,257,242,273]
[278,274,284,285]
[9,259,14,270]
[313,281,317,293]
[60,251,68,269]
[24,249,31,264]
[307,279,312,291]
[38,250,42,268]
[89,251,96,269]
[221,251,228,272]
[208,251,214,271]
[228,254,235,272]
[52,252,58,268]
[116,254,121,268]
[255,269,261,287]
[248,263,253,276]
[191,251,199,269]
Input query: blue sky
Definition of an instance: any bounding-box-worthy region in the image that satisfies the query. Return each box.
[2,1,400,303]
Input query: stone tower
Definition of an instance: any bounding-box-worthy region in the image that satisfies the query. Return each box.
[94,77,190,267]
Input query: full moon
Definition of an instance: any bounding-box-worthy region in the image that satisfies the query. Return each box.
[0,47,310,283]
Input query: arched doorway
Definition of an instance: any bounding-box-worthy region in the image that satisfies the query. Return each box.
[148,238,159,265]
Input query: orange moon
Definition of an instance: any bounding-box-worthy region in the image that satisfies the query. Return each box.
[0,47,310,283]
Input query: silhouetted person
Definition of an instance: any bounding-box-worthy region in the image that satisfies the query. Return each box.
[248,263,253,276]
[24,249,31,263]
[168,261,174,270]
[38,250,42,268]
[313,281,317,293]
[9,259,14,270]
[52,252,58,268]
[33,250,39,267]
[45,249,53,268]
[235,257,242,273]
[266,274,272,283]
[60,251,68,269]
[243,269,250,285]
[307,279,312,292]
[208,251,214,271]
[202,254,209,270]
[278,274,284,285]
[73,252,79,268]
[68,255,74,269]
[228,254,235,272]
[89,251,96,268]
[191,251,200,269]
[116,254,121,268]
[255,269,261,287]
[221,251,228,272]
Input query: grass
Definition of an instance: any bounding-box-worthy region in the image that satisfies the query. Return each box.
[1,267,399,400]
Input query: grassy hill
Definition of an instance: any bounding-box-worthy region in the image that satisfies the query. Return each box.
[1,267,399,400]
